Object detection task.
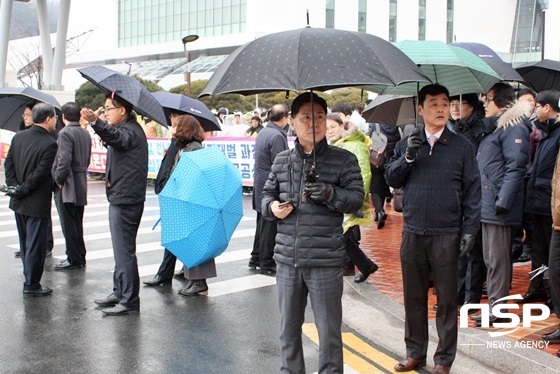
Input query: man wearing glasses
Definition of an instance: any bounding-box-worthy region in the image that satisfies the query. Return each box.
[262,92,364,373]
[5,103,58,297]
[81,92,148,316]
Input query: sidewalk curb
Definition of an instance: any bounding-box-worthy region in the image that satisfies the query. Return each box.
[342,279,560,373]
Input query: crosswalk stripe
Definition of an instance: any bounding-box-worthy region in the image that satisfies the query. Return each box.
[0,195,160,217]
[3,215,253,242]
[207,274,277,297]
[0,206,162,226]
[137,248,252,277]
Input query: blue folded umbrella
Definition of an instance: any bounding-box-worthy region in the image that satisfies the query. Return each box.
[159,146,243,268]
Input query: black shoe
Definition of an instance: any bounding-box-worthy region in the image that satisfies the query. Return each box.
[482,284,487,295]
[94,293,120,307]
[14,251,21,258]
[474,314,509,327]
[179,280,208,296]
[143,275,171,286]
[519,289,548,304]
[54,260,84,270]
[101,304,139,316]
[377,212,387,229]
[433,304,438,311]
[542,328,560,344]
[354,263,379,283]
[514,252,531,263]
[260,266,277,275]
[23,287,53,297]
[173,269,185,279]
[248,259,259,270]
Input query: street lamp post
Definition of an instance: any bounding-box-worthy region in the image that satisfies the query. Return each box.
[123,60,132,76]
[182,34,199,97]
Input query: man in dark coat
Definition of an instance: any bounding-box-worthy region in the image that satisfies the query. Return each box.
[385,84,481,374]
[52,102,92,270]
[250,103,289,274]
[447,93,488,309]
[472,84,531,326]
[522,90,560,304]
[261,92,364,373]
[5,103,58,296]
[81,92,148,316]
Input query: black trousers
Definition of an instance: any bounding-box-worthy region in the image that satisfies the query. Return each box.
[457,229,485,304]
[531,214,552,270]
[54,188,86,265]
[370,166,390,214]
[156,248,177,280]
[109,203,144,310]
[549,230,560,319]
[344,226,376,274]
[400,230,459,367]
[15,213,49,290]
[253,212,277,269]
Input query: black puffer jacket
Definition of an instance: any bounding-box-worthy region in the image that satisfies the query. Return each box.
[261,138,364,268]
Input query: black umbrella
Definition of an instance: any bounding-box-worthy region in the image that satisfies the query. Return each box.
[151,91,221,132]
[199,27,430,96]
[78,66,167,126]
[451,42,525,83]
[362,94,421,127]
[516,59,560,92]
[0,87,63,132]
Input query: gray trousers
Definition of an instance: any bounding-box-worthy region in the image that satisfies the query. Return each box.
[481,223,515,305]
[276,262,343,374]
[400,230,459,367]
[109,203,144,310]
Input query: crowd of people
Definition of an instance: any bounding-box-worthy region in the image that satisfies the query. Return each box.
[3,82,560,372]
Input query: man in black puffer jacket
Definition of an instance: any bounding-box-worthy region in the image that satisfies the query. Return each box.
[262,92,363,374]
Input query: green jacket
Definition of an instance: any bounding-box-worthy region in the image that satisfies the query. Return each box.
[333,124,374,232]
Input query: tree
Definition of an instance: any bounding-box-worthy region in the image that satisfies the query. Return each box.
[169,80,253,112]
[328,87,369,108]
[74,81,105,109]
[132,75,164,92]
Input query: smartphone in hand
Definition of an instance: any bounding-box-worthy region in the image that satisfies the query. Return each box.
[278,200,292,208]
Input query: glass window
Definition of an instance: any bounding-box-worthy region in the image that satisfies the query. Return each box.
[214,7,222,25]
[446,0,454,43]
[131,21,138,37]
[389,0,397,42]
[174,14,181,31]
[326,0,335,28]
[419,0,426,40]
[358,0,366,32]
[232,5,239,23]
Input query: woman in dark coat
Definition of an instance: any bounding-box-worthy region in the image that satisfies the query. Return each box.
[144,113,216,296]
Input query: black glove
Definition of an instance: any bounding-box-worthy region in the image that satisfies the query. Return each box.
[405,129,423,161]
[302,182,334,204]
[5,185,29,199]
[495,205,508,215]
[452,119,467,133]
[459,234,476,257]
[353,210,365,218]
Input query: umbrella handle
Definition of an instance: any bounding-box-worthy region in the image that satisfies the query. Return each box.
[152,217,161,230]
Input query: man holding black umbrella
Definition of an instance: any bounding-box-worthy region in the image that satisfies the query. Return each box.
[81,92,148,316]
[261,92,364,373]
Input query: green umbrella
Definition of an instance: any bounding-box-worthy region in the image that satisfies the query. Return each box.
[365,40,501,96]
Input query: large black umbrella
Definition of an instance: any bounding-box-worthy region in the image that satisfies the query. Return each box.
[151,91,221,132]
[451,42,525,83]
[0,87,63,132]
[200,27,430,96]
[78,66,167,126]
[516,59,560,92]
[362,94,421,127]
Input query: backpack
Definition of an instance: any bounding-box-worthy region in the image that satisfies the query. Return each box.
[369,123,388,168]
